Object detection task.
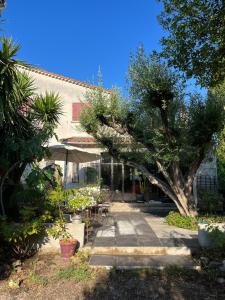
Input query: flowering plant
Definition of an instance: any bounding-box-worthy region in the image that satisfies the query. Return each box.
[66,185,101,213]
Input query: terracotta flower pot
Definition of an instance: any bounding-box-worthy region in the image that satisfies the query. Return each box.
[59,239,77,258]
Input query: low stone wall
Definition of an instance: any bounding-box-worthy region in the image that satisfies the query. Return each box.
[39,223,85,252]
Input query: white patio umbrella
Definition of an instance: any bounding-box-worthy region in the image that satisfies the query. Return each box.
[48,144,100,187]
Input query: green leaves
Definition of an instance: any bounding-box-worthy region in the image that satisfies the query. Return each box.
[32,92,63,126]
[159,0,225,87]
[128,47,183,108]
[79,43,225,215]
[0,37,63,186]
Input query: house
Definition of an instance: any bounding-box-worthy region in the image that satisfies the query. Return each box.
[19,65,109,187]
[20,65,218,202]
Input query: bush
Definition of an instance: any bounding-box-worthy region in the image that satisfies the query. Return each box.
[166,211,198,230]
[198,189,224,213]
[207,225,225,248]
[166,211,225,231]
[197,215,225,224]
[1,219,45,258]
[66,185,101,213]
[0,194,56,259]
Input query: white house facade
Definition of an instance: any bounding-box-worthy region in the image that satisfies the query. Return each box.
[19,65,106,186]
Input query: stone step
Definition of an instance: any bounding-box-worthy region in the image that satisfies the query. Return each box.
[109,202,177,213]
[89,254,199,270]
[86,246,194,256]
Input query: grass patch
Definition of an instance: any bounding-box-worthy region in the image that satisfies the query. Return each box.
[28,271,48,286]
[57,263,93,281]
[27,259,49,286]
[166,211,225,230]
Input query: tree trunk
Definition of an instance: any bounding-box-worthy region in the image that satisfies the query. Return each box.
[127,161,198,217]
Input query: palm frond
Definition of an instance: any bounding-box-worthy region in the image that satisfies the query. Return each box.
[32,92,63,125]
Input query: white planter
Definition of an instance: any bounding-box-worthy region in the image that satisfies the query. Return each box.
[71,214,82,224]
[198,223,225,248]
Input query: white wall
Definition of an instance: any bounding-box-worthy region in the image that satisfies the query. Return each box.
[22,69,94,143]
[19,68,104,185]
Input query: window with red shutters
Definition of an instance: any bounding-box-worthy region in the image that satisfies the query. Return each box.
[72,103,83,121]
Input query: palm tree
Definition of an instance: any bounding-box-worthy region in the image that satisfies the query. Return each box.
[0,38,63,216]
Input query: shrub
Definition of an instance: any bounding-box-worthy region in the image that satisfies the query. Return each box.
[198,189,224,213]
[1,202,54,259]
[66,185,101,213]
[166,211,198,230]
[1,219,45,258]
[197,215,225,224]
[207,225,225,248]
[166,212,225,231]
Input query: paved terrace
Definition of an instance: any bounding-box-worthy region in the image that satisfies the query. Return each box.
[93,202,198,249]
[93,212,198,248]
[89,202,199,268]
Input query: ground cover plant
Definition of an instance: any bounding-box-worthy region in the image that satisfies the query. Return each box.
[166,211,225,231]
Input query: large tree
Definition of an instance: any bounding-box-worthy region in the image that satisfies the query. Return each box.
[80,49,225,216]
[159,0,225,87]
[212,83,225,195]
[0,38,62,216]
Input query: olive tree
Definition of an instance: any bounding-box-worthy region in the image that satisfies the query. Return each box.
[80,49,224,216]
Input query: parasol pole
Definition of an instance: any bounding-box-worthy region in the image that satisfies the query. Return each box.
[64,149,69,188]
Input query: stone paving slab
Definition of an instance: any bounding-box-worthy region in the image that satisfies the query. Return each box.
[93,211,198,248]
[94,212,162,247]
[89,254,199,269]
[89,204,199,267]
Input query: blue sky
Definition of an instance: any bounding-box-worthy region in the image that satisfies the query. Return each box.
[2,0,164,91]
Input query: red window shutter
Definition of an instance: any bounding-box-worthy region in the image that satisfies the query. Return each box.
[72,103,83,121]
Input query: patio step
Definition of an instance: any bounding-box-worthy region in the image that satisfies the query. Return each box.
[85,246,194,256]
[109,202,177,213]
[89,254,200,270]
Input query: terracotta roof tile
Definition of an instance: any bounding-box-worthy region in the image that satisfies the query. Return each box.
[18,65,111,93]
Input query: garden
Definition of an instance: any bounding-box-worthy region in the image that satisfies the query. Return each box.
[0,163,108,263]
[2,0,225,299]
[1,250,225,299]
[0,38,109,282]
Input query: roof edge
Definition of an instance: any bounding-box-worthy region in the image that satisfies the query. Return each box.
[18,65,112,94]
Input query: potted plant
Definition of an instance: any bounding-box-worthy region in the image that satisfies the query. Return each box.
[47,187,78,258]
[48,219,77,258]
[67,189,92,224]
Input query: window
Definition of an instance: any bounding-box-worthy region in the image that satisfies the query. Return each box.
[72,103,83,121]
[72,163,79,183]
